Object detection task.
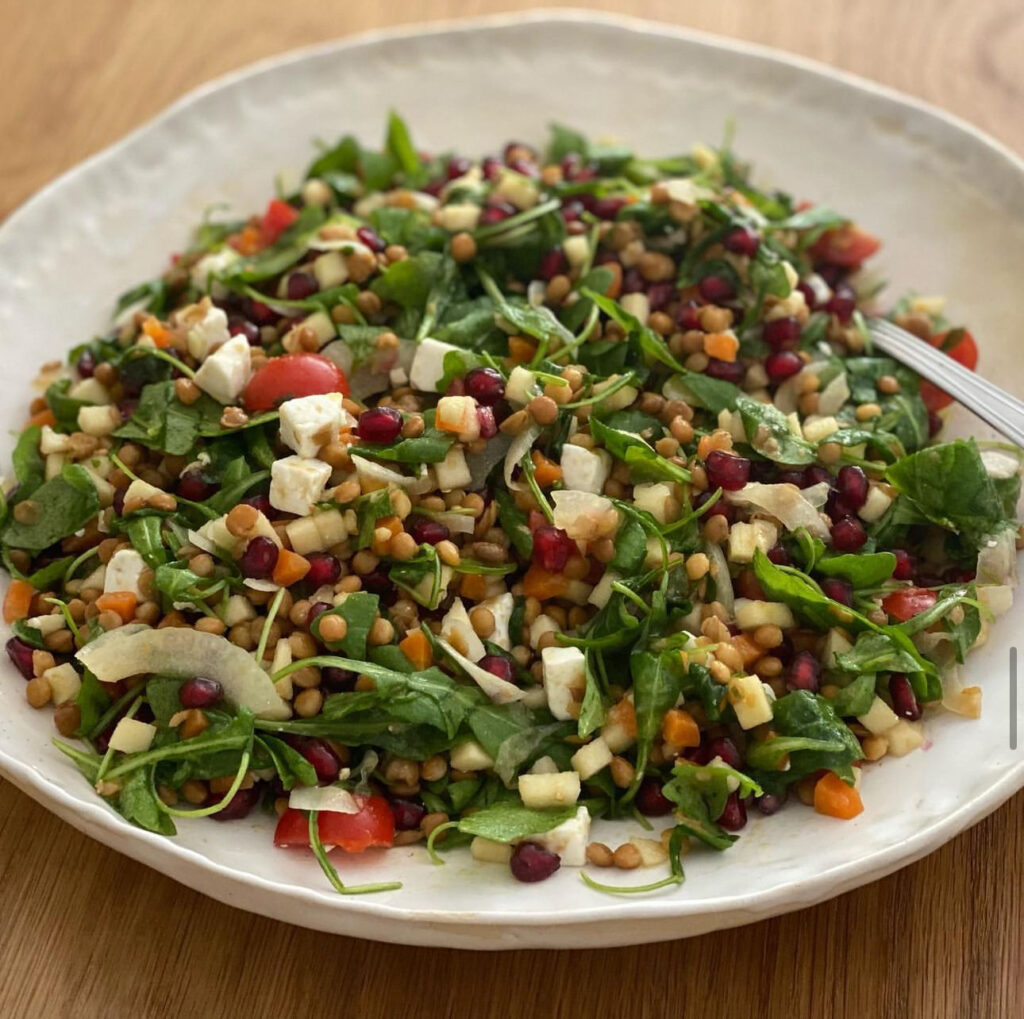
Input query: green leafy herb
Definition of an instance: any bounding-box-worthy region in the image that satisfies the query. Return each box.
[2,465,101,551]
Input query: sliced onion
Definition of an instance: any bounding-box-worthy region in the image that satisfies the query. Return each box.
[431,511,477,536]
[774,360,829,415]
[288,784,359,813]
[817,371,849,416]
[244,578,280,593]
[436,636,524,704]
[976,527,1018,586]
[551,490,616,541]
[503,424,541,491]
[351,454,421,489]
[703,541,734,616]
[467,432,513,490]
[726,481,831,538]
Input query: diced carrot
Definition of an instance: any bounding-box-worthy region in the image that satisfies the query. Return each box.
[272,548,311,587]
[703,331,739,362]
[606,697,638,739]
[95,592,139,624]
[399,629,433,670]
[231,225,265,256]
[459,573,489,602]
[507,335,538,364]
[813,771,864,820]
[3,579,35,623]
[731,634,763,668]
[521,565,570,601]
[602,261,623,300]
[141,317,172,349]
[661,708,701,749]
[24,408,57,429]
[530,450,563,487]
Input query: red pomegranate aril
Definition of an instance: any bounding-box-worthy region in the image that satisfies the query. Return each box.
[289,736,341,782]
[356,226,385,253]
[723,226,760,257]
[836,465,869,510]
[361,570,391,597]
[242,493,272,516]
[767,544,791,566]
[391,799,427,831]
[718,792,748,831]
[228,316,261,346]
[239,536,279,580]
[591,197,627,220]
[445,378,466,397]
[765,350,804,383]
[802,465,831,488]
[891,549,915,581]
[6,638,35,679]
[479,655,515,683]
[538,248,568,281]
[179,677,222,709]
[560,199,584,222]
[622,268,645,294]
[756,791,787,816]
[357,406,403,444]
[787,651,821,693]
[777,470,805,487]
[532,526,575,571]
[762,316,802,349]
[928,410,943,437]
[636,778,673,817]
[476,405,497,439]
[693,491,734,521]
[321,666,356,692]
[112,488,127,515]
[507,157,538,179]
[464,367,505,406]
[406,517,449,545]
[889,674,921,720]
[446,155,472,180]
[305,553,341,588]
[307,601,332,626]
[286,271,318,301]
[796,281,819,310]
[646,282,675,310]
[704,358,745,384]
[831,515,868,552]
[698,274,735,303]
[700,736,743,770]
[826,283,856,323]
[479,201,516,226]
[503,140,536,162]
[481,156,503,181]
[510,842,561,883]
[821,577,854,606]
[676,300,702,331]
[177,469,218,502]
[210,785,261,821]
[76,350,97,378]
[242,297,278,326]
[815,262,847,288]
[704,450,751,491]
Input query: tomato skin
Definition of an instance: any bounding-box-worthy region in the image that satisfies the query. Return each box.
[882,587,938,622]
[918,329,979,413]
[273,795,395,852]
[809,224,881,267]
[261,199,300,245]
[242,353,349,412]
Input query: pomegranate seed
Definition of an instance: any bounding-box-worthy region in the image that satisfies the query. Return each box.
[464,367,505,406]
[242,493,272,516]
[591,197,627,220]
[821,577,853,606]
[446,156,472,180]
[826,283,856,323]
[510,842,560,883]
[765,350,803,383]
[307,602,332,626]
[112,488,127,515]
[481,156,503,181]
[704,358,745,384]
[476,406,497,439]
[228,316,261,346]
[6,638,35,679]
[538,248,568,281]
[889,674,921,720]
[445,378,466,397]
[698,274,735,303]
[406,517,449,545]
[723,227,759,257]
[831,516,868,552]
[532,526,575,571]
[736,569,766,601]
[560,199,584,222]
[776,470,804,487]
[357,406,403,444]
[289,736,341,782]
[676,300,702,331]
[815,262,847,287]
[704,450,751,491]
[636,778,673,816]
[646,282,675,310]
[693,491,734,521]
[239,536,279,580]
[767,544,791,566]
[891,549,915,581]
[749,460,776,484]
[479,201,516,226]
[210,785,261,821]
[305,553,341,588]
[928,410,943,437]
[756,791,787,815]
[286,272,318,301]
[834,466,867,511]
[356,226,385,253]
[796,281,819,310]
[787,651,821,693]
[179,677,222,709]
[479,655,515,683]
[699,736,743,769]
[76,350,97,378]
[177,469,218,502]
[391,799,427,830]
[622,268,645,294]
[718,792,747,831]
[321,667,356,692]
[802,465,831,488]
[762,317,802,349]
[507,157,538,178]
[362,570,392,598]
[242,297,278,326]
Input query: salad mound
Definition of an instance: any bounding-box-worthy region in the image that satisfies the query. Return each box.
[2,115,1020,895]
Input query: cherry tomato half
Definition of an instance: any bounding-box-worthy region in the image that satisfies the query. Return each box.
[273,795,395,852]
[918,329,979,413]
[809,224,881,268]
[881,587,938,623]
[260,198,300,245]
[242,353,349,412]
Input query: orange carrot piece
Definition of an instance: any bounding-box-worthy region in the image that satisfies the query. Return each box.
[606,697,638,739]
[732,634,763,668]
[507,336,538,364]
[602,261,623,300]
[399,629,433,670]
[813,771,864,819]
[521,565,570,601]
[141,317,172,349]
[662,708,701,749]
[271,548,311,587]
[3,579,35,623]
[530,451,563,487]
[95,592,139,623]
[24,409,56,429]
[703,332,739,362]
[459,573,489,602]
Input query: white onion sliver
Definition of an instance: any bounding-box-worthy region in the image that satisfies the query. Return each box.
[726,482,831,539]
[703,541,734,616]
[817,372,850,416]
[288,785,359,814]
[436,637,525,704]
[503,424,542,491]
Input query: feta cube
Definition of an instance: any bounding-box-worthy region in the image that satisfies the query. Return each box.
[39,426,71,455]
[479,593,514,650]
[44,452,65,480]
[312,508,348,547]
[733,598,796,631]
[822,628,854,668]
[728,520,779,563]
[108,718,157,754]
[270,455,331,517]
[858,485,893,523]
[434,446,472,491]
[193,335,252,405]
[529,613,559,649]
[103,549,148,599]
[409,338,461,393]
[190,247,240,295]
[587,571,619,609]
[44,663,81,705]
[437,202,482,231]
[632,482,676,524]
[857,696,899,735]
[67,378,110,404]
[77,405,121,437]
[620,292,650,324]
[186,304,230,361]
[441,598,486,662]
[313,250,348,289]
[279,393,346,458]
[727,674,774,729]
[526,805,590,866]
[570,737,613,780]
[449,739,495,772]
[494,170,538,210]
[560,444,612,495]
[542,645,586,720]
[221,594,257,626]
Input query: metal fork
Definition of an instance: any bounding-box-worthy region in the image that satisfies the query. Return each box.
[867,318,1024,448]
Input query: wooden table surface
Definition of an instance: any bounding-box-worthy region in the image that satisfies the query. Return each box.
[1,1,1022,1016]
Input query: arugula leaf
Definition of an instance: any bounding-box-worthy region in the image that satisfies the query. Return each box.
[662,760,761,850]
[116,766,176,836]
[773,206,846,232]
[829,673,878,717]
[75,669,111,737]
[663,372,740,415]
[223,205,326,283]
[356,428,454,464]
[736,395,815,465]
[591,417,690,484]
[834,631,922,675]
[256,734,317,790]
[145,676,186,725]
[12,426,45,500]
[45,379,92,432]
[494,488,533,559]
[390,545,446,609]
[124,516,167,569]
[385,111,421,178]
[311,592,380,659]
[115,380,223,456]
[609,514,647,573]
[453,802,579,843]
[372,251,445,311]
[581,289,683,374]
[2,465,101,551]
[816,551,896,588]
[679,662,725,721]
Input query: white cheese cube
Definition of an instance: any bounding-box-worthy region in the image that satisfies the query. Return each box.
[560,444,612,495]
[570,737,613,780]
[733,598,796,631]
[518,772,581,810]
[279,393,346,458]
[563,235,591,268]
[620,292,650,324]
[728,520,779,563]
[77,405,120,437]
[411,564,453,607]
[313,250,348,290]
[67,378,111,404]
[632,482,676,524]
[103,549,148,599]
[479,593,514,650]
[886,719,925,757]
[39,426,70,455]
[436,395,480,440]
[108,718,157,754]
[449,739,495,772]
[270,455,331,517]
[79,565,106,593]
[542,645,586,721]
[193,335,252,405]
[44,663,81,705]
[434,446,472,491]
[312,508,348,547]
[526,805,590,866]
[470,836,512,864]
[285,516,326,555]
[858,486,893,523]
[441,598,486,662]
[857,696,900,735]
[728,674,774,729]
[409,337,461,393]
[528,613,559,649]
[587,571,619,609]
[190,248,240,296]
[186,304,230,361]
[505,366,538,406]
[437,203,482,231]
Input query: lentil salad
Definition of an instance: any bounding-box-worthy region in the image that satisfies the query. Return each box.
[2,115,1020,894]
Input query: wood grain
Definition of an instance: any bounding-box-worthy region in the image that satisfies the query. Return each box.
[1,2,1021,1017]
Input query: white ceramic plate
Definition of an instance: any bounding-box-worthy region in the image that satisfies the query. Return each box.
[1,11,1021,950]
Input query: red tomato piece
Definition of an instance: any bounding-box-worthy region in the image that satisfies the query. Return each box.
[242,353,349,412]
[273,795,395,852]
[809,224,881,267]
[918,329,980,413]
[882,587,938,623]
[260,198,300,245]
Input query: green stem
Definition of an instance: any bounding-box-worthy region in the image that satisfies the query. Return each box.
[254,587,285,665]
[95,696,142,784]
[580,871,684,895]
[307,811,403,895]
[140,346,195,379]
[87,684,144,742]
[155,747,252,819]
[520,453,554,523]
[425,819,460,865]
[561,372,638,410]
[472,198,561,243]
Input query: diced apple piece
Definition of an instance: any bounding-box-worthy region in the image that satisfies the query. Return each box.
[518,771,581,809]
